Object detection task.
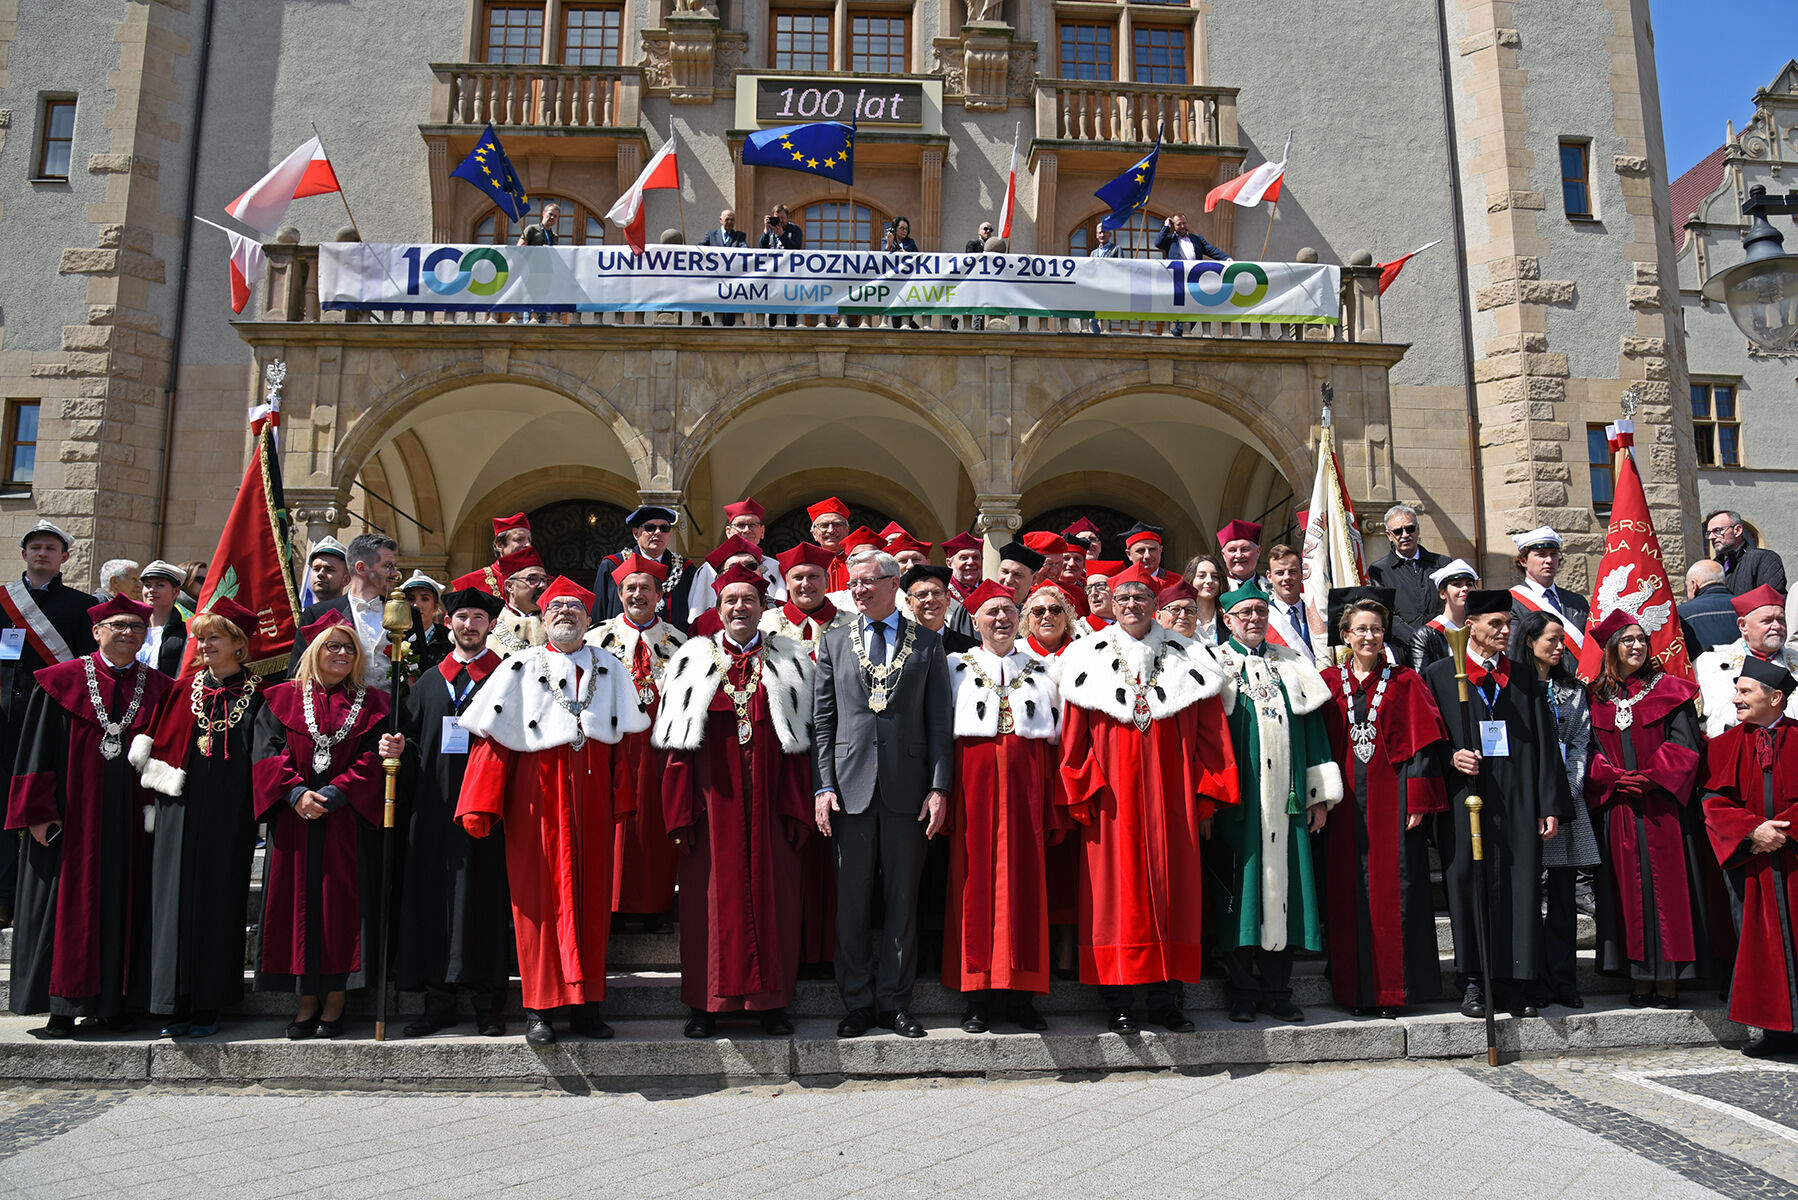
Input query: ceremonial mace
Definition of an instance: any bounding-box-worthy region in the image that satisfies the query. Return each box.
[1444,625,1500,1066]
[374,588,412,1042]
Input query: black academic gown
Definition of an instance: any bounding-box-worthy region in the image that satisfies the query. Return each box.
[146,676,262,1016]
[0,575,98,772]
[591,550,693,634]
[1420,657,1570,985]
[394,651,513,998]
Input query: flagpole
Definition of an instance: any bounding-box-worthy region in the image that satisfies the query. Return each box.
[671,119,688,245]
[1258,129,1292,261]
[311,121,364,241]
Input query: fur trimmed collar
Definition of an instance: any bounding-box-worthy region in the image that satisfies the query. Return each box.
[587,617,686,700]
[1696,639,1798,737]
[1058,623,1226,722]
[459,643,649,753]
[651,633,815,754]
[948,647,1060,740]
[1215,640,1334,716]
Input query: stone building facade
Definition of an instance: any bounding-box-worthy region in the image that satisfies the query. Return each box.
[0,0,1700,590]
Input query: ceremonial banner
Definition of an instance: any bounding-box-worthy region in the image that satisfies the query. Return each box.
[319,243,1342,324]
[1299,405,1368,641]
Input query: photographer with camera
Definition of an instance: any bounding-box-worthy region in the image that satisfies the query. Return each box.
[882,216,920,329]
[759,204,804,327]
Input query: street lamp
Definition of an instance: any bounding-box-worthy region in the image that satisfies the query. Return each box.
[1702,184,1798,351]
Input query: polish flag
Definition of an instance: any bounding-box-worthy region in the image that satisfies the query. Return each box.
[997,123,1020,239]
[225,136,341,236]
[607,134,681,255]
[227,230,265,314]
[1375,239,1442,295]
[1205,133,1291,212]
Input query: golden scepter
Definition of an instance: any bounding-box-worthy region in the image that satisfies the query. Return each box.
[1444,624,1499,1067]
[374,587,413,1042]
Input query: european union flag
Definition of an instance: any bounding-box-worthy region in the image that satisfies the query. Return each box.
[742,120,855,185]
[451,124,530,223]
[1094,133,1161,232]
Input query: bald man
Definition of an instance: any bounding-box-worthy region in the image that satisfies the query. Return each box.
[1680,558,1739,654]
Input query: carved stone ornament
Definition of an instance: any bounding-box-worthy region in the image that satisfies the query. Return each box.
[640,32,674,90]
[666,14,720,104]
[933,43,966,97]
[1006,43,1037,100]
[963,35,1012,111]
[713,33,747,91]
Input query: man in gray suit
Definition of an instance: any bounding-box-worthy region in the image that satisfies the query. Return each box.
[813,548,953,1039]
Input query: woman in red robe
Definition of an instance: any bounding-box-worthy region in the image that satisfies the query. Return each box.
[1701,655,1798,1058]
[1020,580,1087,978]
[944,582,1068,1032]
[1585,612,1707,1007]
[250,611,390,1039]
[1319,591,1449,1014]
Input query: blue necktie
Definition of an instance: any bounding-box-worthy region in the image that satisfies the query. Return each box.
[868,619,887,665]
[1291,605,1313,651]
[1543,588,1564,615]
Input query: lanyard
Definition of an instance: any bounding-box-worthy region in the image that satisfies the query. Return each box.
[443,670,476,711]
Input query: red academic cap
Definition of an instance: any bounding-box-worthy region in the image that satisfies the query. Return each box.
[887,533,933,558]
[715,562,771,599]
[1123,524,1164,549]
[841,526,883,554]
[963,579,1017,615]
[1156,579,1201,608]
[1062,516,1102,543]
[1023,530,1073,557]
[1588,608,1640,647]
[722,497,766,523]
[704,534,762,574]
[1107,564,1163,593]
[1087,559,1126,581]
[807,496,850,522]
[299,607,354,643]
[1216,519,1264,548]
[539,576,596,612]
[204,595,259,635]
[942,532,983,556]
[776,542,836,576]
[89,594,153,625]
[1733,584,1786,619]
[611,552,669,587]
[496,547,546,580]
[690,609,725,638]
[492,512,530,537]
[878,521,909,542]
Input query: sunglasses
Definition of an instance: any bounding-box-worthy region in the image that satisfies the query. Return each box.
[1024,606,1058,617]
[638,523,672,534]
[1388,525,1418,537]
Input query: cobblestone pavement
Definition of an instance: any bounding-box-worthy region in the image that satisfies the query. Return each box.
[2,1048,1797,1199]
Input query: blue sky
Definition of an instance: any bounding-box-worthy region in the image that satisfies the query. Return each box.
[1652,1,1794,177]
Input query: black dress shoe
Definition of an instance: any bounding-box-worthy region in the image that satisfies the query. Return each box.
[960,1005,989,1035]
[1006,1001,1047,1032]
[1460,985,1486,1019]
[570,1010,614,1040]
[1629,991,1653,1008]
[479,1016,507,1037]
[0,901,12,929]
[1147,1006,1195,1033]
[1107,1009,1140,1035]
[285,1017,319,1041]
[524,1011,556,1046]
[1652,993,1679,1010]
[1517,1004,1539,1019]
[1228,1000,1257,1023]
[837,1008,874,1038]
[1558,994,1586,1010]
[39,1014,75,1039]
[889,1010,926,1039]
[1743,1030,1798,1059]
[684,1009,719,1039]
[1260,998,1304,1023]
[404,1012,457,1038]
[759,1008,794,1036]
[315,1016,344,1039]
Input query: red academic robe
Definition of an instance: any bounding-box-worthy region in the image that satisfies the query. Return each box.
[612,630,676,915]
[1320,665,1449,1007]
[1587,675,1705,971]
[1058,699,1238,985]
[6,656,172,1012]
[661,657,811,1012]
[250,681,391,985]
[945,733,1066,994]
[765,600,839,964]
[1704,718,1798,1031]
[457,728,632,1010]
[1025,635,1080,926]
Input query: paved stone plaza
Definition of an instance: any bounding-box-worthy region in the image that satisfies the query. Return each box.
[1,1049,1796,1199]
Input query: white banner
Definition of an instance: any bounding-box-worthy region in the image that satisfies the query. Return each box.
[319,243,1341,324]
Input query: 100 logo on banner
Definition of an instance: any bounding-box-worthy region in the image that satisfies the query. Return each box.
[1165,260,1270,308]
[401,246,509,296]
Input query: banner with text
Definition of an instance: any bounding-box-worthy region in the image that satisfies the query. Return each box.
[319,243,1342,324]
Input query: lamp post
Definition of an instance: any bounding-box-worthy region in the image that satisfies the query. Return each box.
[1701,184,1798,351]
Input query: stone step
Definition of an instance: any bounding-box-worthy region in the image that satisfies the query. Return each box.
[0,999,1750,1087]
[1432,911,1596,956]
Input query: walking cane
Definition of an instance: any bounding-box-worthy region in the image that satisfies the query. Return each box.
[1444,626,1500,1066]
[374,588,412,1042]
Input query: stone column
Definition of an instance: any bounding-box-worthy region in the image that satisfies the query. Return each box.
[974,493,1022,578]
[287,487,350,551]
[920,148,943,250]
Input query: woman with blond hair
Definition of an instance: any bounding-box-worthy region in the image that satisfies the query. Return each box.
[1019,581,1085,661]
[131,597,267,1038]
[250,610,391,1039]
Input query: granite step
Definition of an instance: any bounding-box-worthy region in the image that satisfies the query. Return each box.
[0,998,1750,1087]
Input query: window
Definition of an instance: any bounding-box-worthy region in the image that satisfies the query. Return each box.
[1069,209,1166,257]
[1559,140,1592,219]
[484,4,545,63]
[563,5,622,65]
[35,98,75,180]
[4,402,39,490]
[1692,381,1741,467]
[773,11,832,71]
[473,196,604,244]
[1059,22,1114,80]
[1132,27,1187,84]
[1587,425,1613,513]
[801,200,879,250]
[851,14,908,74]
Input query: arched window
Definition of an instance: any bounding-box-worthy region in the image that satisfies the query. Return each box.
[1068,207,1169,257]
[798,199,889,250]
[472,195,605,244]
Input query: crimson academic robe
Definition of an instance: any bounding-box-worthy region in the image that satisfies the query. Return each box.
[1586,675,1707,981]
[1703,719,1798,1031]
[1023,635,1080,928]
[394,651,511,994]
[6,656,171,1016]
[1320,664,1449,1008]
[590,619,682,916]
[660,655,811,1012]
[1057,630,1238,985]
[251,681,390,992]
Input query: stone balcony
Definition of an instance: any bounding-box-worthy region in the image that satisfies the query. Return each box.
[1034,78,1240,150]
[426,62,644,133]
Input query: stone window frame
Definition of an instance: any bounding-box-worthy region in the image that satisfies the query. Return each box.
[32,95,77,182]
[1050,1,1207,84]
[1558,138,1596,221]
[2,400,39,494]
[1690,379,1743,469]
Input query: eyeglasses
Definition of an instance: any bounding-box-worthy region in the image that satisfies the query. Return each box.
[909,587,947,601]
[1160,604,1199,618]
[1388,525,1418,537]
[848,576,896,591]
[515,574,549,587]
[98,621,147,633]
[728,520,763,532]
[319,640,358,654]
[543,599,587,614]
[1229,604,1271,618]
[1024,606,1059,617]
[638,523,672,534]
